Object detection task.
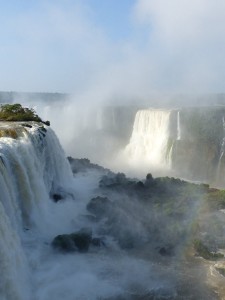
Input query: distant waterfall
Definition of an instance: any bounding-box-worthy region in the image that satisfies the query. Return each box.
[0,122,74,300]
[177,111,181,140]
[217,116,225,181]
[125,109,172,168]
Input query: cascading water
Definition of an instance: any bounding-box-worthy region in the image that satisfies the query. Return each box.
[125,109,172,168]
[0,201,30,300]
[177,111,181,140]
[216,116,225,181]
[0,122,74,300]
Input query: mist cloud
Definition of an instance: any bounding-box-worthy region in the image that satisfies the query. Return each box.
[1,0,225,95]
[133,0,225,92]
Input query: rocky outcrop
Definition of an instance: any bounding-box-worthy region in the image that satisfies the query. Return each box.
[52,228,92,252]
[51,228,105,253]
[86,196,113,219]
[67,157,110,174]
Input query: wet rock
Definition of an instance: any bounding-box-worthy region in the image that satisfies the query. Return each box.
[46,121,50,126]
[39,126,47,133]
[135,181,145,189]
[50,188,75,202]
[52,193,63,202]
[158,245,174,257]
[86,196,112,219]
[22,123,32,128]
[52,228,92,253]
[99,172,127,188]
[145,173,154,187]
[52,234,76,252]
[67,157,109,174]
[43,120,50,126]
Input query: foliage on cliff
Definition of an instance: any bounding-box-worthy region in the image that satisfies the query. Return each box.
[0,103,42,122]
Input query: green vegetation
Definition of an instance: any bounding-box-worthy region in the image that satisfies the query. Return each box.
[193,239,224,260]
[96,169,225,257]
[205,189,225,210]
[215,267,225,277]
[0,103,42,122]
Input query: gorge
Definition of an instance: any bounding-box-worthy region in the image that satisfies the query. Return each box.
[1,104,225,299]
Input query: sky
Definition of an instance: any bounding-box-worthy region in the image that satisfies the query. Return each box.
[1,0,225,96]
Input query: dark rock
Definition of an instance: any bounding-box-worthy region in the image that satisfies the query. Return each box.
[146,173,153,181]
[136,181,145,189]
[70,228,92,252]
[43,120,50,126]
[50,188,75,202]
[52,228,92,253]
[52,194,63,202]
[40,126,47,133]
[158,246,174,256]
[99,172,127,188]
[145,173,154,187]
[22,123,32,128]
[86,196,112,219]
[52,234,76,252]
[67,157,110,174]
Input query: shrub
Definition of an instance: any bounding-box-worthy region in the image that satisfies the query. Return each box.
[0,103,42,122]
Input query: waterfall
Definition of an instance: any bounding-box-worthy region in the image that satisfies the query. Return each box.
[0,122,74,300]
[0,201,30,300]
[217,116,225,181]
[125,109,172,168]
[96,107,103,130]
[177,111,181,140]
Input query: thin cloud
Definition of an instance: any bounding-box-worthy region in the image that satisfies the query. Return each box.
[1,0,225,94]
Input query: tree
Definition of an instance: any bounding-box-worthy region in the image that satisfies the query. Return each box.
[0,103,42,122]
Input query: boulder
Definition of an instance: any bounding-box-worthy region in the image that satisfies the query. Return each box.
[52,193,64,203]
[52,234,76,252]
[22,123,32,128]
[52,228,92,253]
[50,188,75,202]
[158,245,174,257]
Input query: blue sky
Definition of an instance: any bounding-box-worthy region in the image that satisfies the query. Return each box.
[0,0,225,95]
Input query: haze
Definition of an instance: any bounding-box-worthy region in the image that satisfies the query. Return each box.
[1,0,225,99]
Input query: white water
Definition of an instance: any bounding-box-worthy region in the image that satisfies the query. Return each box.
[177,111,181,140]
[216,116,225,183]
[0,122,74,300]
[0,201,30,300]
[125,109,172,169]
